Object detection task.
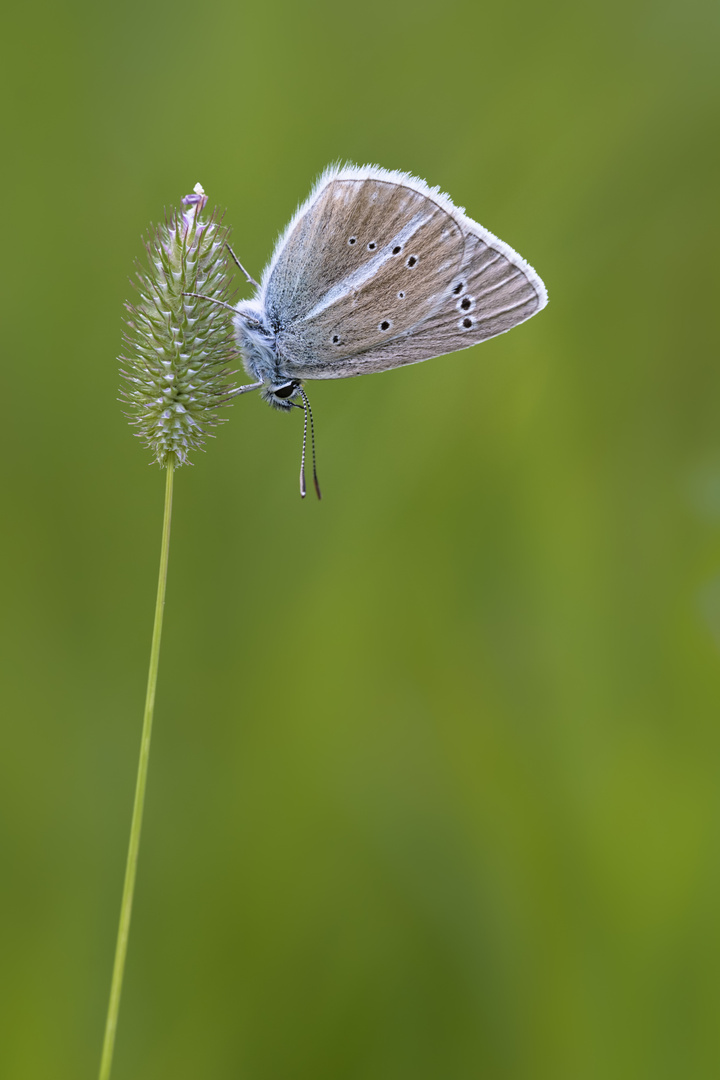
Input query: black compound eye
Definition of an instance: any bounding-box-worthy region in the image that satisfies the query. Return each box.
[273,382,296,399]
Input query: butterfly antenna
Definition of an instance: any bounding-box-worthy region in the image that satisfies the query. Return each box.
[225,243,260,289]
[298,394,309,498]
[297,385,321,500]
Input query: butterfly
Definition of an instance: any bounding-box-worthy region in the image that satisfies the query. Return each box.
[223,164,547,497]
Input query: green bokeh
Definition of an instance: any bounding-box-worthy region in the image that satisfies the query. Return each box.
[2,0,719,1076]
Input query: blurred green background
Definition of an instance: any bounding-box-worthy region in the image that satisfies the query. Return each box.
[2,0,719,1077]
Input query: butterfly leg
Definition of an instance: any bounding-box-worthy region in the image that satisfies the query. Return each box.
[182,292,238,315]
[213,380,264,407]
[225,244,260,289]
[224,380,264,398]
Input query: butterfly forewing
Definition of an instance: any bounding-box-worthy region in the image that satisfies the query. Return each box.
[264,178,465,372]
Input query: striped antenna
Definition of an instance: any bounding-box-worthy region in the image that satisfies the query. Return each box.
[296,385,321,500]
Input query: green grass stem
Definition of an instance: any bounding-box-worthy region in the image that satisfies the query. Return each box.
[98,458,175,1080]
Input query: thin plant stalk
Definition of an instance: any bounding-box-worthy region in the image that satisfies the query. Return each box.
[109,184,237,1074]
[98,457,175,1080]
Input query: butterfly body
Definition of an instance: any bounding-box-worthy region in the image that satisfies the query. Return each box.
[233,163,547,412]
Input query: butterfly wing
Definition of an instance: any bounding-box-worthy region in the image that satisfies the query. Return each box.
[260,165,547,379]
[322,227,548,377]
[262,167,462,359]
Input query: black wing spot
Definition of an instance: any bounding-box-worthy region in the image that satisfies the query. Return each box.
[367,241,377,251]
[461,317,473,329]
[379,320,392,332]
[348,236,357,245]
[392,245,402,254]
[397,291,405,299]
[406,255,418,267]
[332,334,342,344]
[460,296,473,311]
[453,281,464,295]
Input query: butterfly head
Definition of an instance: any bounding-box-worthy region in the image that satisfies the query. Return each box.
[261,379,303,412]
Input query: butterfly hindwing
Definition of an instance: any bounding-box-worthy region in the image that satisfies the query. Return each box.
[317,229,546,377]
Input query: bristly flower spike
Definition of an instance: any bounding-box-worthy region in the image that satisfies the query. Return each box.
[120,183,239,466]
